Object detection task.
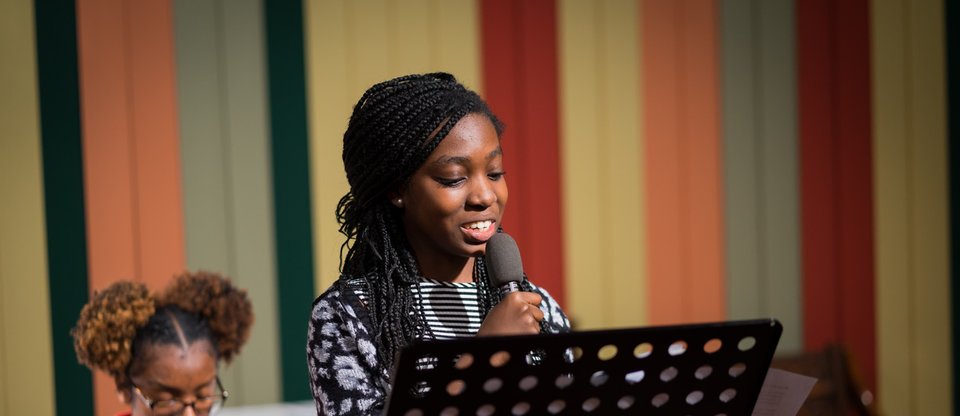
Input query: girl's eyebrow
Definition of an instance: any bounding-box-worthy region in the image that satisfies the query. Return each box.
[430,148,503,168]
[145,377,216,394]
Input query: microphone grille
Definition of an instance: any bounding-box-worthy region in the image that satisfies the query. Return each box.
[484,233,524,287]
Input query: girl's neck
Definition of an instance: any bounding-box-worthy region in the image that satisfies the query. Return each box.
[417,256,475,284]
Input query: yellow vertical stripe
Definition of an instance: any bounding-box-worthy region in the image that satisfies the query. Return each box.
[389,0,431,75]
[872,0,951,414]
[872,0,911,411]
[431,0,481,91]
[559,0,645,329]
[306,0,481,293]
[306,0,352,293]
[0,1,56,414]
[905,0,951,413]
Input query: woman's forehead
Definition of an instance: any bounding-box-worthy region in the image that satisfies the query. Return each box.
[425,114,500,161]
[135,342,217,388]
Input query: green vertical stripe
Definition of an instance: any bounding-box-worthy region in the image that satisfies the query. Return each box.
[721,0,801,353]
[264,0,315,402]
[174,0,283,405]
[721,0,763,321]
[34,0,94,415]
[947,0,960,411]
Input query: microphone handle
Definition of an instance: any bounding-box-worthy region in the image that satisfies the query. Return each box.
[498,281,521,298]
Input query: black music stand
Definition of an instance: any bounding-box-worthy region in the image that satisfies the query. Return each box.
[385,318,782,415]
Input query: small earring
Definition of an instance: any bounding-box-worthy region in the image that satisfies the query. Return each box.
[393,198,404,208]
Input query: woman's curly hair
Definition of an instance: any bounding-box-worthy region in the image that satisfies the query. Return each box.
[161,271,253,363]
[72,271,253,385]
[72,281,156,379]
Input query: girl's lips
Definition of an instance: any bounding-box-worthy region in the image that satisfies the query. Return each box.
[461,221,497,243]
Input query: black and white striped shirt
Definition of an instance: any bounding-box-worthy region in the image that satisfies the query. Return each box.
[358,277,484,339]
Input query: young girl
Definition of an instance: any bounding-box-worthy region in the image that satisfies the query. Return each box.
[72,271,253,416]
[307,73,570,415]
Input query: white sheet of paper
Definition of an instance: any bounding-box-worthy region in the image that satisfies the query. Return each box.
[751,368,818,416]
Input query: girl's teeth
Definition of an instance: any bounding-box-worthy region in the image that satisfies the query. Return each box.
[466,221,491,230]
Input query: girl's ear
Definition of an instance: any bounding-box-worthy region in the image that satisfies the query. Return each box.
[388,189,405,209]
[116,385,132,404]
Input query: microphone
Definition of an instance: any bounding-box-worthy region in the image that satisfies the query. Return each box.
[485,232,524,298]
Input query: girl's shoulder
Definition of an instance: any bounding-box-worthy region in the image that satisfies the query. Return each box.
[312,276,364,319]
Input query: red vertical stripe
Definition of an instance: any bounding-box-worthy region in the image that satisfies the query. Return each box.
[481,0,565,306]
[797,0,876,391]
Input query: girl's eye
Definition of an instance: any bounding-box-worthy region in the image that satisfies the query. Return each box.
[488,171,505,181]
[437,177,465,187]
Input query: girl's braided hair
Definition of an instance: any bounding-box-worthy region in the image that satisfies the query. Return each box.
[337,73,519,368]
[72,271,253,388]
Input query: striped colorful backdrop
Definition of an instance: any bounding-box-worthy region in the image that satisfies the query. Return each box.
[0,0,954,415]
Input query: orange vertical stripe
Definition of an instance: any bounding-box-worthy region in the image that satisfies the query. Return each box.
[643,0,725,324]
[127,1,185,287]
[680,0,724,322]
[77,1,184,414]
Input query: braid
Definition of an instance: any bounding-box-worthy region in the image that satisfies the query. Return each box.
[337,73,504,368]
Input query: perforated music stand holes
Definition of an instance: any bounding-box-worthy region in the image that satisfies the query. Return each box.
[738,336,757,351]
[555,373,575,389]
[634,342,653,359]
[547,399,566,414]
[617,395,636,410]
[704,338,723,354]
[446,379,465,396]
[659,366,679,382]
[524,349,545,366]
[625,370,645,384]
[415,355,438,371]
[455,353,474,370]
[582,397,601,412]
[490,351,511,367]
[482,377,503,393]
[668,340,688,356]
[410,381,430,398]
[728,362,747,378]
[719,388,737,403]
[440,406,459,416]
[569,346,584,362]
[589,370,609,387]
[598,344,618,360]
[651,393,670,408]
[386,319,784,415]
[476,404,495,416]
[518,375,538,391]
[511,402,531,415]
[694,365,713,380]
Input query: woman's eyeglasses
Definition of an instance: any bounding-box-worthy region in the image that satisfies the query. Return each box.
[132,377,229,415]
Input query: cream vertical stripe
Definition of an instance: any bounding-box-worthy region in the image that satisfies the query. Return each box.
[0,0,56,414]
[873,0,952,413]
[558,0,645,329]
[175,0,282,404]
[721,0,802,353]
[306,0,481,294]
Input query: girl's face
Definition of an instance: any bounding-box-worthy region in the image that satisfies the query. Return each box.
[126,341,219,416]
[399,113,508,275]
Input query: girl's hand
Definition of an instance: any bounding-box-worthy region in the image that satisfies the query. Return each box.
[477,291,544,336]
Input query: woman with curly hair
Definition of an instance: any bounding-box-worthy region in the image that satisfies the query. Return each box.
[72,271,253,416]
[307,73,571,415]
